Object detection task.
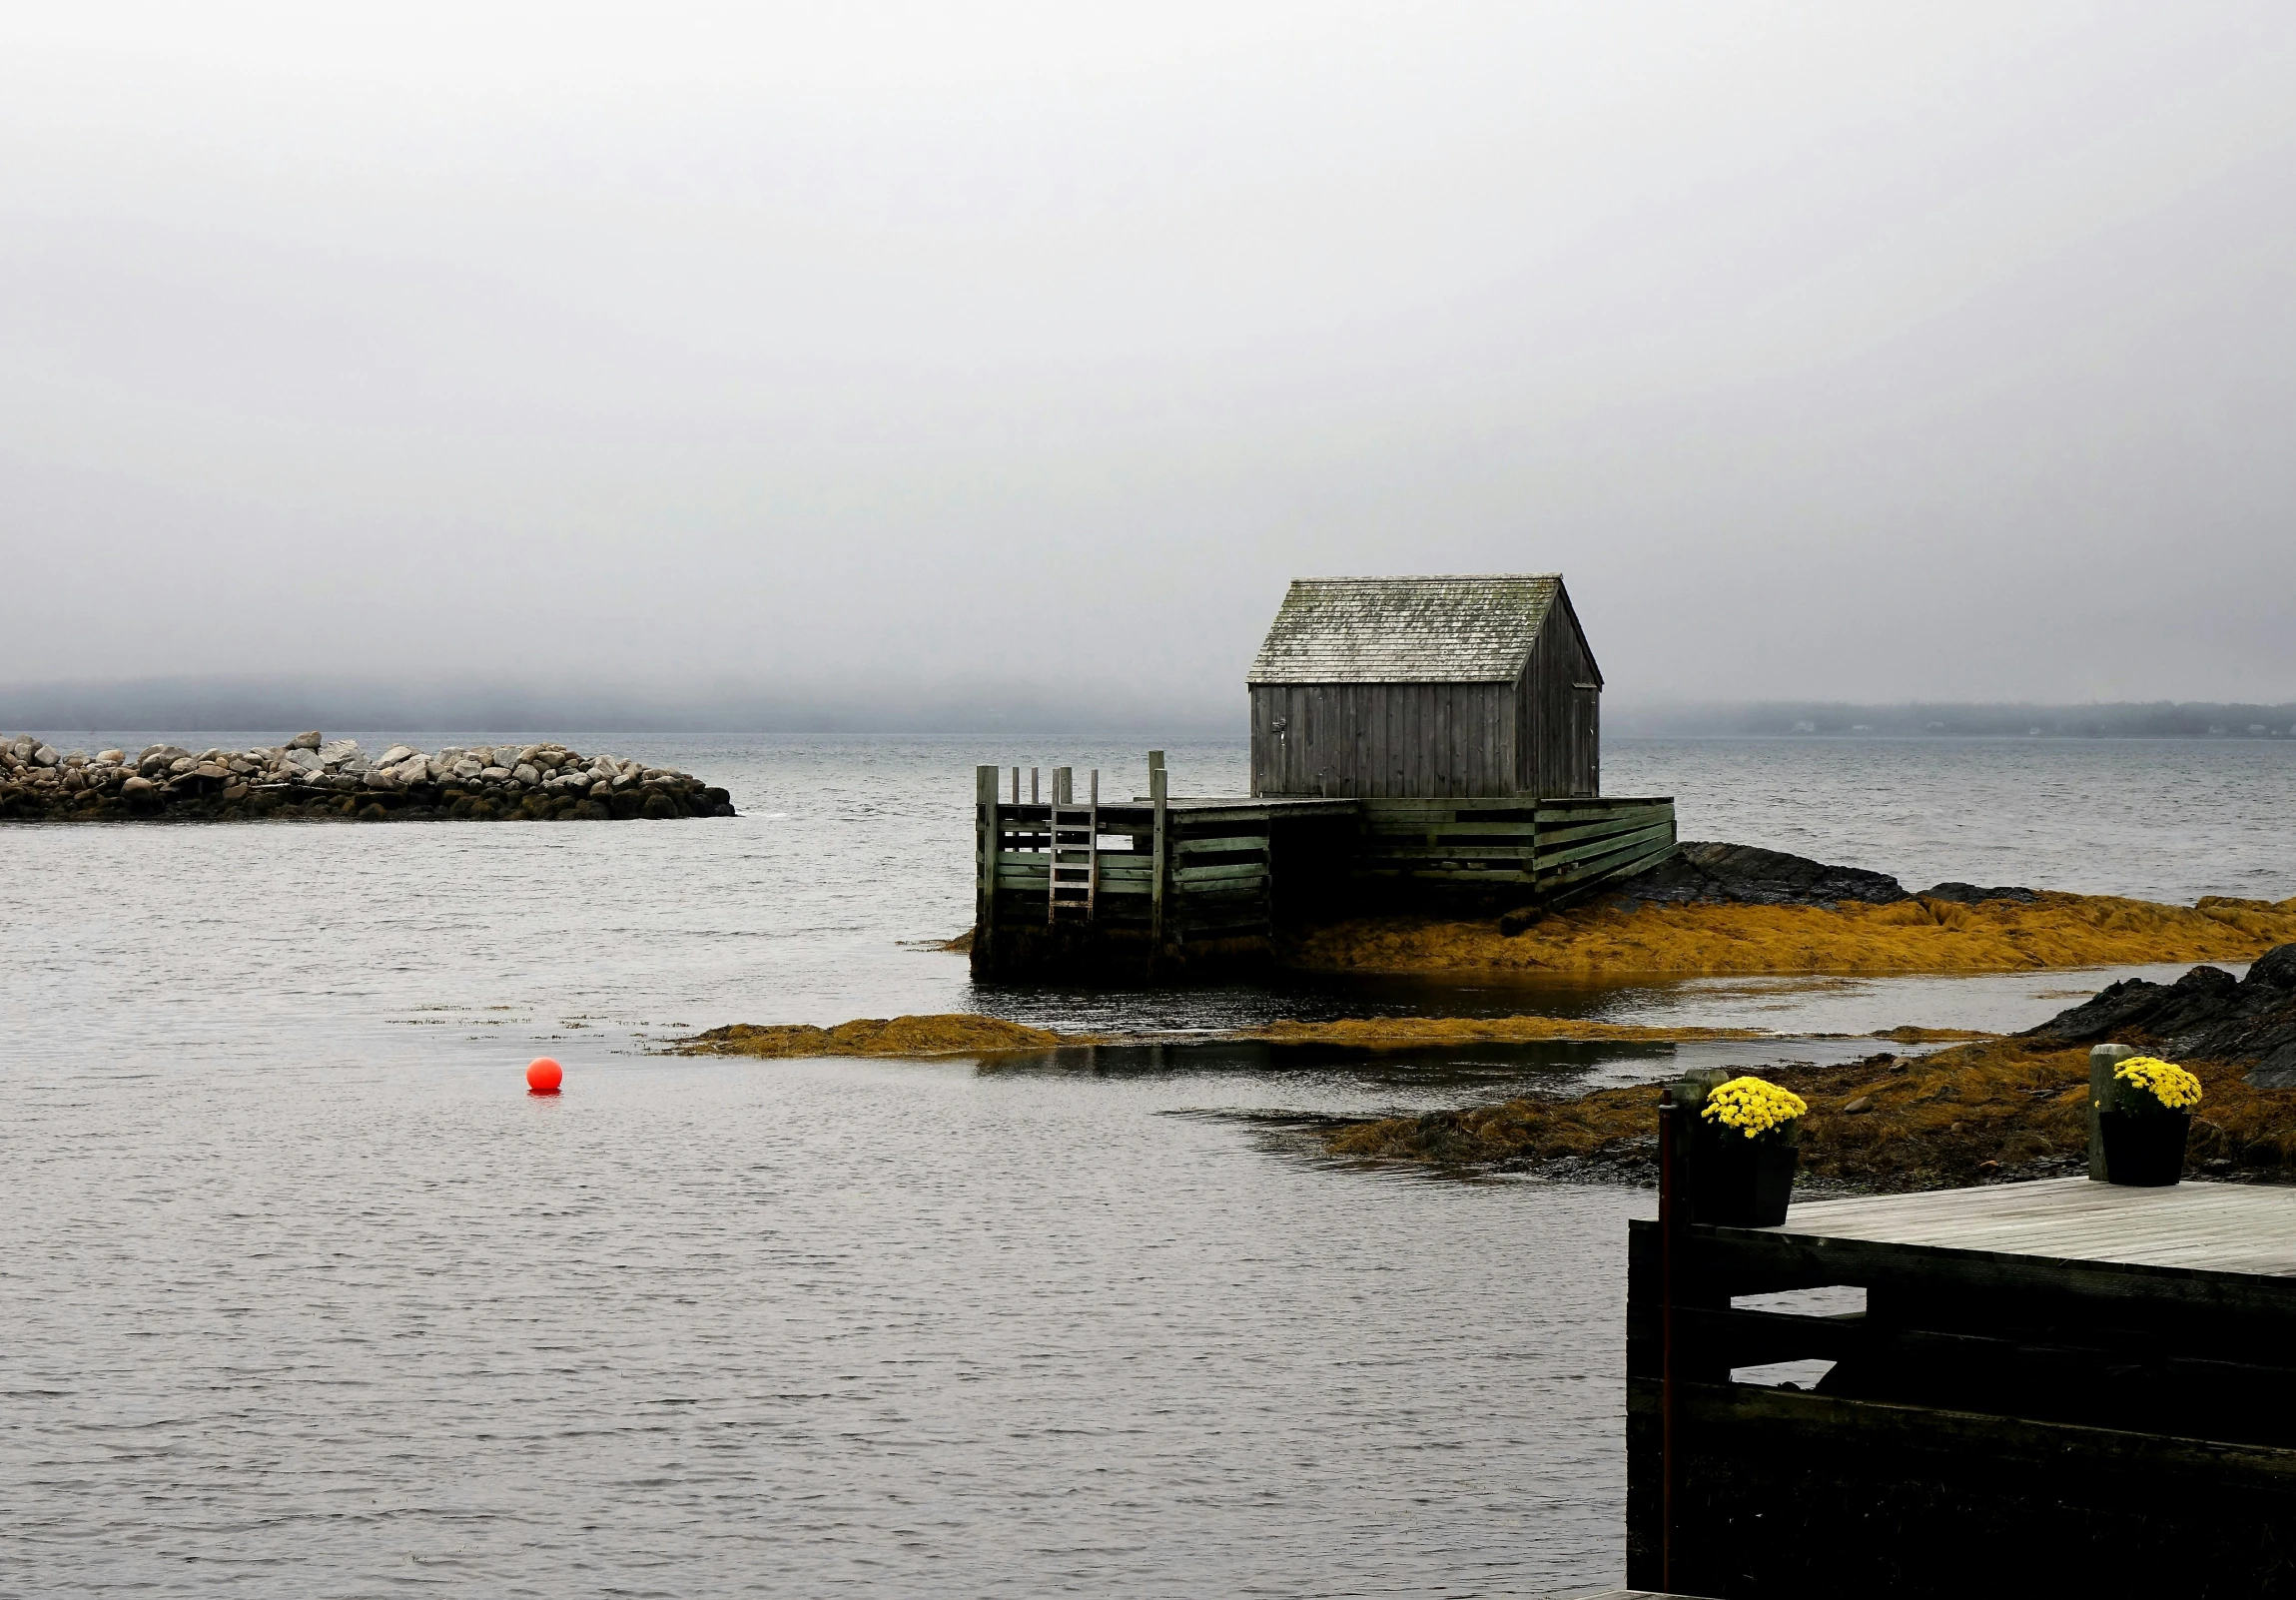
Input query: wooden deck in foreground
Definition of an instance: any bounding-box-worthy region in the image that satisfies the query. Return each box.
[1628,1178,2296,1598]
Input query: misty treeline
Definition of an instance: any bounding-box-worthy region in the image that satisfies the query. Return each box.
[1610,703,2296,739]
[8,678,2295,742]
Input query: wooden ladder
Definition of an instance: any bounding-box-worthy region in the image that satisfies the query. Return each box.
[1047,767,1099,924]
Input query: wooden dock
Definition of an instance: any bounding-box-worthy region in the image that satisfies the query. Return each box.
[1628,1177,2296,1598]
[970,756,1676,980]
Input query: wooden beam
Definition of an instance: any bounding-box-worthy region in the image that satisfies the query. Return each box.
[1150,765,1168,968]
[975,765,999,966]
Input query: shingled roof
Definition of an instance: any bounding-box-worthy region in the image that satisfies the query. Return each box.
[1246,574,1585,684]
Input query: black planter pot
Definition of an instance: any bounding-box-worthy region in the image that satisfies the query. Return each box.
[1689,1124,1800,1226]
[2099,1108,2190,1187]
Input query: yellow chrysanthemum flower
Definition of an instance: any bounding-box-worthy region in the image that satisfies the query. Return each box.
[1699,1076,1809,1139]
[2114,1056,2203,1112]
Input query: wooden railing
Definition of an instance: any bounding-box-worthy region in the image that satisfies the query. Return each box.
[1351,794,1676,901]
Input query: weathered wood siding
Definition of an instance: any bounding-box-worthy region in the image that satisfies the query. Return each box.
[1248,681,1517,798]
[1516,587,1600,797]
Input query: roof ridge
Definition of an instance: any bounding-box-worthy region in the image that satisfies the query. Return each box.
[1288,572,1562,582]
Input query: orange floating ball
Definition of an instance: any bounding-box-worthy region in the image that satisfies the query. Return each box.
[526,1057,563,1096]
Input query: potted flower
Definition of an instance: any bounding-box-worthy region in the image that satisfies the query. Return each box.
[2097,1056,2202,1187]
[1691,1075,1808,1226]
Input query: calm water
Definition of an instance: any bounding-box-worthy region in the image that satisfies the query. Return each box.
[4,735,2291,1595]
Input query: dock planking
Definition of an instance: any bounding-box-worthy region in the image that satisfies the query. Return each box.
[1629,1174,2296,1597]
[1762,1175,2296,1277]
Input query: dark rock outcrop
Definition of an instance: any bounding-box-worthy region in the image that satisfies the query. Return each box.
[2022,943,2296,1085]
[1609,840,1912,908]
[1913,881,2039,905]
[1606,842,2042,912]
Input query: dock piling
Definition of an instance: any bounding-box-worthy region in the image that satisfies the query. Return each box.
[2087,1043,2137,1180]
[975,765,1000,965]
[1656,1089,1679,1596]
[1149,764,1169,962]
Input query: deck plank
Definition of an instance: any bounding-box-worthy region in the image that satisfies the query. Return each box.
[1762,1178,2296,1276]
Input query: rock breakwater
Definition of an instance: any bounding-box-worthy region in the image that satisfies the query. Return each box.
[0,731,734,823]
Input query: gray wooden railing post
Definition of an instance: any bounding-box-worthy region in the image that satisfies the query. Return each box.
[2088,1043,2137,1180]
[976,765,1000,968]
[1150,765,1169,964]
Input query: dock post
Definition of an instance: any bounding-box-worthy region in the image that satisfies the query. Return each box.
[1656,1088,1680,1595]
[975,765,1000,969]
[2088,1043,2137,1180]
[1054,766,1072,805]
[1149,764,1169,967]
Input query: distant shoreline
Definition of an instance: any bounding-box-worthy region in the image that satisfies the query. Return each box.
[1608,701,2296,739]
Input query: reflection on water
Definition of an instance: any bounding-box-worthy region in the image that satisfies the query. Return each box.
[974,1034,1927,1105]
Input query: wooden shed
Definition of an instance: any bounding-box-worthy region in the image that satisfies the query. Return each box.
[1246,573,1602,799]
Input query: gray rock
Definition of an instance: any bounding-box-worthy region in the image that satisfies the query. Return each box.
[169,757,198,775]
[318,739,362,766]
[1609,841,1909,908]
[451,758,484,780]
[96,749,124,764]
[1916,881,2039,905]
[289,731,323,750]
[32,745,59,766]
[121,775,154,795]
[2022,946,2296,1086]
[513,763,540,784]
[478,766,510,783]
[379,745,416,767]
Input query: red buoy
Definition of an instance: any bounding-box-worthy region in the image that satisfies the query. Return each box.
[526,1057,563,1096]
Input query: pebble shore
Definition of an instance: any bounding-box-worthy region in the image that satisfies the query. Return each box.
[0,732,734,823]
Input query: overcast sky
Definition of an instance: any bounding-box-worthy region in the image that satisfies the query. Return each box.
[6,3,2294,723]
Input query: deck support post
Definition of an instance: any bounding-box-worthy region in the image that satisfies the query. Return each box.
[2088,1043,2137,1180]
[1149,765,1169,969]
[975,765,1000,968]
[1656,1089,1680,1595]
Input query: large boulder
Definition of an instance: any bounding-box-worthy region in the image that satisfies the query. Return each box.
[2024,944,2296,1085]
[1609,841,1911,908]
